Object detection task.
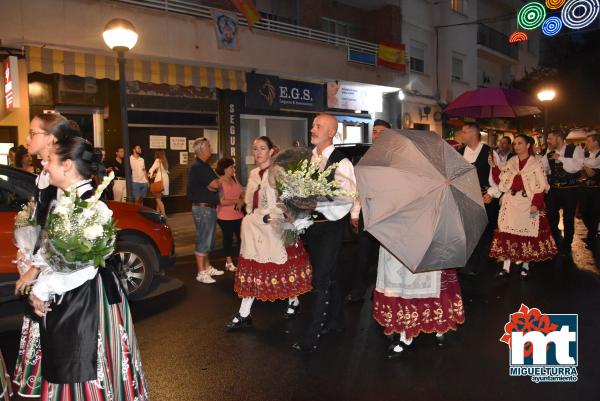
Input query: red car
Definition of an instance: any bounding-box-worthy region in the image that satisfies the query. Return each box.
[0,166,175,302]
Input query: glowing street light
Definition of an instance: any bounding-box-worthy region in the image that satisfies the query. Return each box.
[537,89,556,137]
[103,18,138,202]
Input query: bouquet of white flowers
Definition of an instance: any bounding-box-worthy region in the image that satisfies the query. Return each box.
[40,173,117,272]
[268,148,356,245]
[13,199,40,274]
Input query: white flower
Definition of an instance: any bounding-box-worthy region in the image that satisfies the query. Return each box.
[95,202,113,224]
[293,217,313,232]
[83,224,104,241]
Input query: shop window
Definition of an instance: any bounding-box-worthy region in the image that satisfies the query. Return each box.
[410,43,426,74]
[321,17,357,39]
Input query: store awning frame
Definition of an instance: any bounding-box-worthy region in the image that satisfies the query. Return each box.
[26,46,246,91]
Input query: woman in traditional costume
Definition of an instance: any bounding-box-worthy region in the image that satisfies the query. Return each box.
[489,134,557,278]
[227,136,312,329]
[28,136,148,401]
[373,248,465,358]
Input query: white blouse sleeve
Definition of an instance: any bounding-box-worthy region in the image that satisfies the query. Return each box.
[31,265,98,302]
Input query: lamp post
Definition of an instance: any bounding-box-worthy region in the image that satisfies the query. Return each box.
[103,18,138,203]
[537,89,556,138]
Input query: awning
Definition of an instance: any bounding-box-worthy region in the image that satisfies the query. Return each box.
[26,46,246,91]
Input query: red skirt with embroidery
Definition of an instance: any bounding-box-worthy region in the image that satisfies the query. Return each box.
[234,241,312,301]
[372,269,465,339]
[489,213,557,262]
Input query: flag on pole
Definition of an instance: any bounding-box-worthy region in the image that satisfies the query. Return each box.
[377,40,406,72]
[230,0,261,30]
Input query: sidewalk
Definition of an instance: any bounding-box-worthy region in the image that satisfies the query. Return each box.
[167,212,224,257]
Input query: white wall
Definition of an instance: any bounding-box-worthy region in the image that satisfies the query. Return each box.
[0,0,404,87]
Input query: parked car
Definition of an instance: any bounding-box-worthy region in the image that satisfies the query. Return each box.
[0,166,175,302]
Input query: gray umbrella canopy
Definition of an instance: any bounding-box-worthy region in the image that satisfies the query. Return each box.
[355,129,487,272]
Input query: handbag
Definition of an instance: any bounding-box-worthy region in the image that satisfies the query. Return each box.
[149,179,164,194]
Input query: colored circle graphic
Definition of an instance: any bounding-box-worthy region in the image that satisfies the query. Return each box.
[561,0,600,29]
[542,16,563,35]
[509,31,529,43]
[518,2,547,30]
[546,0,566,9]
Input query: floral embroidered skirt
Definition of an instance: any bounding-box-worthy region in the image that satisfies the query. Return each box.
[41,275,148,401]
[489,213,557,262]
[372,269,465,339]
[1,348,12,401]
[13,315,43,397]
[234,241,312,301]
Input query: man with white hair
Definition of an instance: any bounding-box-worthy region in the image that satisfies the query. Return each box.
[187,138,224,283]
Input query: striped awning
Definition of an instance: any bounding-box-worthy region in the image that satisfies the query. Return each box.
[26,46,246,91]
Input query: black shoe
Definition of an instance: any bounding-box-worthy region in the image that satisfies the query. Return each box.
[520,269,529,280]
[226,313,252,330]
[292,341,317,354]
[320,323,346,336]
[496,270,509,279]
[386,342,405,359]
[284,302,301,320]
[559,245,572,256]
[435,334,445,347]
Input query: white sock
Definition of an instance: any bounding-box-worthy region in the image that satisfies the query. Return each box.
[522,262,529,271]
[400,331,412,346]
[502,259,511,272]
[288,297,299,307]
[239,297,255,318]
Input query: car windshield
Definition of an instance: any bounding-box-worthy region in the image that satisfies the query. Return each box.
[0,167,36,212]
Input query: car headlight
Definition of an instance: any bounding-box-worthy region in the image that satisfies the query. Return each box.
[138,209,167,225]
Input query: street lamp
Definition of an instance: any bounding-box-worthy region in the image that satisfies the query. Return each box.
[103,18,138,203]
[537,89,556,137]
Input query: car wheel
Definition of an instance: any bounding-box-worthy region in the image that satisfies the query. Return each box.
[114,240,156,300]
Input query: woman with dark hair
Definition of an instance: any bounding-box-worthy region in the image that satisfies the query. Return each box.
[148,150,169,215]
[227,136,312,329]
[489,134,557,278]
[15,145,37,174]
[12,112,72,398]
[216,157,244,272]
[27,136,148,400]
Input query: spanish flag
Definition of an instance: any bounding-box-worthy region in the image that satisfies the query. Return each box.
[231,0,261,30]
[377,40,406,72]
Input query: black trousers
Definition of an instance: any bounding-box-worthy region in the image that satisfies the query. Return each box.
[217,219,242,257]
[546,188,579,249]
[301,218,345,348]
[465,199,498,273]
[579,187,600,245]
[349,228,379,298]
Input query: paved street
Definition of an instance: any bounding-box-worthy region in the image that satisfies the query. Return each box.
[1,215,599,401]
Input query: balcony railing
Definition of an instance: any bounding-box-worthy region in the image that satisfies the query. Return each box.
[114,0,378,59]
[477,23,518,60]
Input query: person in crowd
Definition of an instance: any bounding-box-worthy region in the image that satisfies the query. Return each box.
[542,130,585,255]
[149,150,170,216]
[227,137,312,330]
[346,119,390,303]
[458,123,500,276]
[0,348,11,401]
[292,114,358,353]
[188,138,224,284]
[8,146,16,167]
[216,157,244,272]
[15,145,37,174]
[109,146,126,202]
[130,144,148,205]
[496,136,515,166]
[27,136,148,400]
[489,134,557,278]
[13,112,71,398]
[374,249,465,358]
[580,133,600,250]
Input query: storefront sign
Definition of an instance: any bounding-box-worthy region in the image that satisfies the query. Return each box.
[326,81,382,112]
[219,90,243,177]
[149,135,167,149]
[170,137,187,150]
[246,73,324,111]
[3,56,21,111]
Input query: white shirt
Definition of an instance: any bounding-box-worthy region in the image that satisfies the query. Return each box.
[312,145,359,220]
[541,144,585,174]
[497,151,513,166]
[462,142,500,198]
[130,155,147,183]
[584,149,600,169]
[31,181,99,302]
